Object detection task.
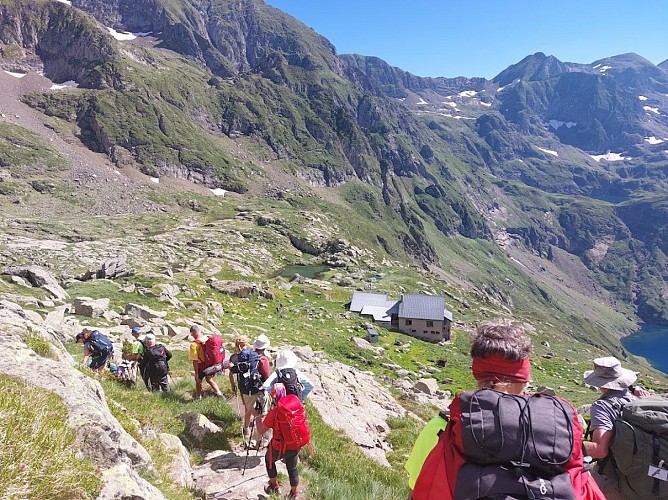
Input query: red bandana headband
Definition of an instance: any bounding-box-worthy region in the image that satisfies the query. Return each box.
[472,354,531,383]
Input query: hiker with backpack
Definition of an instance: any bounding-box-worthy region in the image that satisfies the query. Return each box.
[254,382,311,499]
[262,349,314,401]
[228,335,250,396]
[76,328,114,373]
[123,326,150,388]
[142,333,172,392]
[229,334,272,441]
[189,324,225,398]
[581,356,660,499]
[407,321,605,500]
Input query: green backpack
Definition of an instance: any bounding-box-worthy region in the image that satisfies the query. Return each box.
[603,397,668,498]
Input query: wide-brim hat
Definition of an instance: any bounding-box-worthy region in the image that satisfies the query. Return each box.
[275,350,298,370]
[253,334,270,350]
[583,356,636,390]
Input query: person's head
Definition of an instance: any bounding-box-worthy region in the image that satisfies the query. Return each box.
[234,335,249,354]
[76,328,92,343]
[253,334,270,352]
[275,350,298,370]
[190,324,202,340]
[583,356,636,393]
[270,382,287,404]
[470,321,532,394]
[131,326,142,337]
[144,333,156,347]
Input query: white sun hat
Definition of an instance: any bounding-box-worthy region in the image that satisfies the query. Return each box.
[275,350,298,370]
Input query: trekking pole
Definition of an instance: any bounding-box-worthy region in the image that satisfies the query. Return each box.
[242,413,256,476]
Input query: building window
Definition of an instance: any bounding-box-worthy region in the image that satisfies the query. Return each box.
[411,330,416,334]
[423,331,428,335]
[405,319,412,326]
[426,320,434,327]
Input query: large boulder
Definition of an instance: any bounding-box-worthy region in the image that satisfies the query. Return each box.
[124,303,167,321]
[74,296,110,317]
[414,378,440,395]
[4,265,68,300]
[207,280,259,298]
[178,412,223,441]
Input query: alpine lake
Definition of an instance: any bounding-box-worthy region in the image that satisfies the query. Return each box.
[622,323,668,374]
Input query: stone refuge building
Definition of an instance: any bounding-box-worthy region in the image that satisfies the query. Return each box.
[349,291,453,342]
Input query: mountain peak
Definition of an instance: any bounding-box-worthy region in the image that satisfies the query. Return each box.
[493,52,568,86]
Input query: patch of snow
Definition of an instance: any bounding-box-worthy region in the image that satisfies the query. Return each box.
[446,102,458,108]
[459,90,477,97]
[599,65,612,73]
[547,120,577,130]
[210,188,227,196]
[496,79,520,93]
[644,106,660,114]
[106,28,153,41]
[55,0,72,4]
[50,80,79,90]
[150,177,160,184]
[480,101,492,107]
[590,152,628,162]
[114,170,121,175]
[398,97,405,101]
[537,147,558,157]
[3,71,26,78]
[593,64,601,69]
[645,136,665,145]
[444,96,453,100]
[416,97,428,105]
[638,95,648,101]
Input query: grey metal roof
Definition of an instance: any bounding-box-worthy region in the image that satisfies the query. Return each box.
[398,294,447,321]
[349,292,389,312]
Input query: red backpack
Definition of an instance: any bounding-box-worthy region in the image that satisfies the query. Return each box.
[270,394,312,460]
[197,335,225,370]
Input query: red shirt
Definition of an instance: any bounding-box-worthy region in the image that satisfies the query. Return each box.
[258,355,271,380]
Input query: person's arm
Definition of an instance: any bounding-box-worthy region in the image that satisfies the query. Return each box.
[630,385,650,398]
[262,371,277,391]
[258,357,271,380]
[165,347,172,362]
[81,345,91,367]
[583,428,614,458]
[298,371,314,400]
[255,408,274,436]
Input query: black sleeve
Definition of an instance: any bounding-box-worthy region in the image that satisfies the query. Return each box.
[165,347,172,362]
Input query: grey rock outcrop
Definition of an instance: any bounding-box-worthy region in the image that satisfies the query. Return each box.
[0,303,152,470]
[299,351,407,466]
[159,433,193,489]
[4,265,68,300]
[207,280,259,298]
[98,463,166,500]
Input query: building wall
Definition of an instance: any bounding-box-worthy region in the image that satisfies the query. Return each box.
[398,318,451,342]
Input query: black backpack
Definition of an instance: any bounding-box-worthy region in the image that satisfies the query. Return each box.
[276,368,303,400]
[88,331,113,355]
[146,344,169,376]
[455,389,577,500]
[234,348,263,395]
[601,397,668,499]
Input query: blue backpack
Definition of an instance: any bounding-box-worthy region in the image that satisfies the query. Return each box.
[235,348,263,395]
[88,331,113,355]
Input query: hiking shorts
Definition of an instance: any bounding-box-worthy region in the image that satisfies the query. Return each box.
[241,391,265,412]
[90,352,111,369]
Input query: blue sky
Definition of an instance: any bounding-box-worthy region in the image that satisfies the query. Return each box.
[264,1,668,79]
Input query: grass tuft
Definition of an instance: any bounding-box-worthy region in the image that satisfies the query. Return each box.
[0,374,101,499]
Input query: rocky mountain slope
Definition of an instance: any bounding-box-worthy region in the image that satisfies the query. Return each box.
[1,0,666,326]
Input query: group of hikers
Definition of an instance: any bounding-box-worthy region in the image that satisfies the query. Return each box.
[75,320,667,499]
[76,324,314,499]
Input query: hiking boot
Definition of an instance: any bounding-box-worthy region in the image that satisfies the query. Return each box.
[215,390,224,397]
[285,492,298,499]
[263,482,280,495]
